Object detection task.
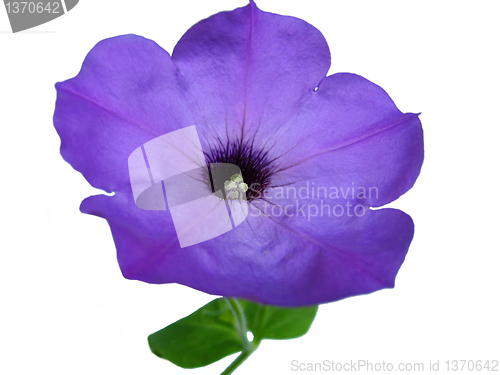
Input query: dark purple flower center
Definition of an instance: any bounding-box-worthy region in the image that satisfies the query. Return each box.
[205,137,275,201]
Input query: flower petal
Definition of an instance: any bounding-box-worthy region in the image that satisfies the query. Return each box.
[82,192,412,306]
[270,73,424,207]
[54,35,196,193]
[171,1,331,142]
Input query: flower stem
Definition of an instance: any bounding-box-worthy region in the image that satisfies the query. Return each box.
[225,298,252,352]
[220,349,254,375]
[221,299,267,374]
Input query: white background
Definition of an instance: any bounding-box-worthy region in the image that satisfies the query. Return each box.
[1,0,499,374]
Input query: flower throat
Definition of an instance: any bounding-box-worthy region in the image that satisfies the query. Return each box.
[205,138,275,201]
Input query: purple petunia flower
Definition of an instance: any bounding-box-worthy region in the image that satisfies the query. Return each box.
[53,1,423,307]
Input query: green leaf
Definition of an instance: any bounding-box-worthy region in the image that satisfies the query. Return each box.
[148,298,318,369]
[148,299,244,368]
[241,300,318,340]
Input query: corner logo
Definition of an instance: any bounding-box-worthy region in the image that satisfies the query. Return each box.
[128,126,249,248]
[3,0,79,33]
